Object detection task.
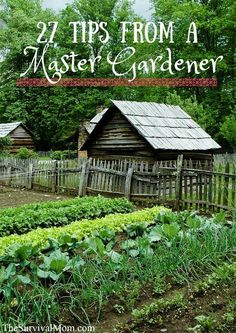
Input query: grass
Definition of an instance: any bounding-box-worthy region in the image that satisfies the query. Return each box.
[38,156,52,161]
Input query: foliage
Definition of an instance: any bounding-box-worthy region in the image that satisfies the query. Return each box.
[50,151,67,160]
[0,206,168,255]
[220,111,236,151]
[0,196,134,236]
[0,0,234,150]
[0,208,235,326]
[132,293,186,323]
[51,150,78,160]
[0,0,136,150]
[0,136,12,152]
[36,249,85,281]
[150,0,235,150]
[15,147,38,159]
[128,260,236,333]
[192,262,236,294]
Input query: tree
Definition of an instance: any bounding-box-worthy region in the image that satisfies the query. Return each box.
[220,111,236,151]
[0,0,234,151]
[0,0,138,150]
[150,0,235,150]
[0,135,12,152]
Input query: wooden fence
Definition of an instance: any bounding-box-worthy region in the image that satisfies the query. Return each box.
[0,156,235,212]
[0,158,83,195]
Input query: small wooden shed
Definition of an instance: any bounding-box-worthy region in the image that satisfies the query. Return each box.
[80,100,221,163]
[0,122,35,152]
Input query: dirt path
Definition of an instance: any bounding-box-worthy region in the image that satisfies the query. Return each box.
[0,186,72,208]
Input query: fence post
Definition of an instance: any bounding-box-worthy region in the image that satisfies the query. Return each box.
[79,158,91,197]
[27,163,34,190]
[52,160,58,193]
[6,165,12,186]
[175,155,183,210]
[223,161,230,207]
[125,165,134,201]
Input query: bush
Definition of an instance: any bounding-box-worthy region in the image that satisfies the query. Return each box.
[0,206,168,255]
[51,151,65,160]
[0,196,134,237]
[51,150,78,160]
[16,148,38,159]
[0,136,12,153]
[63,150,78,159]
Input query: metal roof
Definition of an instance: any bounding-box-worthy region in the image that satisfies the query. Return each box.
[0,122,22,138]
[86,109,108,134]
[86,101,221,151]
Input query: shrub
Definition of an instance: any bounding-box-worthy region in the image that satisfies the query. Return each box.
[51,151,65,160]
[0,136,12,153]
[51,150,78,160]
[16,148,38,159]
[63,150,78,159]
[0,196,134,237]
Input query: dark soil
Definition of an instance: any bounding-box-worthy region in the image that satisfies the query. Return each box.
[93,285,236,333]
[55,279,236,333]
[0,186,72,208]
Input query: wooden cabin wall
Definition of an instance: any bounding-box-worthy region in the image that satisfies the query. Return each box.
[87,111,156,161]
[84,109,214,165]
[156,152,213,165]
[10,126,34,152]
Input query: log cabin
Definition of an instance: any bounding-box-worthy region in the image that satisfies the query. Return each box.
[0,122,35,152]
[79,100,221,164]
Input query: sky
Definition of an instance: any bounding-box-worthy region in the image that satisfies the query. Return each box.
[42,0,153,19]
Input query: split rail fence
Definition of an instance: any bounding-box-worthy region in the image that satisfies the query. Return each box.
[0,156,235,212]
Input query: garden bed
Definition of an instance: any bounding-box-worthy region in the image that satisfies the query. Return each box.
[0,208,235,332]
[0,186,70,208]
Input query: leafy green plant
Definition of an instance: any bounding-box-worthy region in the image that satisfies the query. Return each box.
[0,206,168,255]
[146,225,162,242]
[0,136,12,153]
[162,223,180,239]
[0,208,235,327]
[50,150,77,160]
[132,293,187,323]
[16,148,38,159]
[190,315,217,332]
[126,222,148,238]
[37,249,85,281]
[193,262,236,294]
[0,196,134,236]
[153,275,170,295]
[51,151,66,160]
[0,243,40,276]
[82,236,106,257]
[212,211,227,225]
[115,281,141,311]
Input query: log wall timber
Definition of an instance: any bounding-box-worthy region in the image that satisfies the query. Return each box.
[10,125,35,151]
[86,110,213,164]
[87,110,156,160]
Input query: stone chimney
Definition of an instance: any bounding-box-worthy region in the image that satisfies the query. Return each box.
[78,106,105,157]
[78,121,90,158]
[96,105,105,114]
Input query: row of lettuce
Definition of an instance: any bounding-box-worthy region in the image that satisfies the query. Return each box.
[0,196,134,236]
[1,209,232,271]
[0,205,167,254]
[0,195,233,256]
